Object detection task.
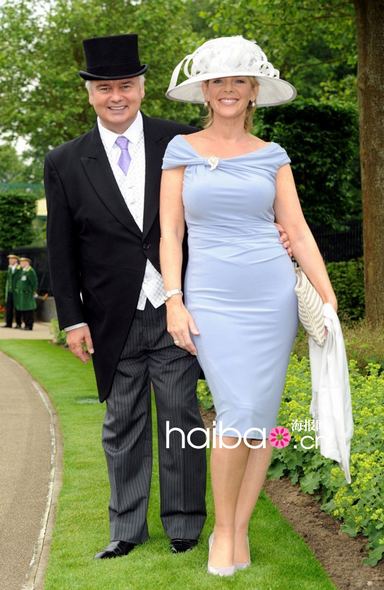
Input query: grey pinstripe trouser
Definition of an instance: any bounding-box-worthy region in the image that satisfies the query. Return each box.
[102,301,207,543]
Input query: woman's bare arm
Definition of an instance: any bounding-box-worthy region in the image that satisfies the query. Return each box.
[274,164,337,310]
[159,167,199,354]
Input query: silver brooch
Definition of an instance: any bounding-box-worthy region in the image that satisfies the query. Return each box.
[207,156,219,170]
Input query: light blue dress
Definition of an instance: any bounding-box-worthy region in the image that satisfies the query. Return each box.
[162,135,298,438]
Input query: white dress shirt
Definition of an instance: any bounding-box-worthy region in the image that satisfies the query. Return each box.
[65,113,165,332]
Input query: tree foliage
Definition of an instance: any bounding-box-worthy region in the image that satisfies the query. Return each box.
[0,0,357,171]
[0,0,202,162]
[197,0,357,106]
[0,143,30,184]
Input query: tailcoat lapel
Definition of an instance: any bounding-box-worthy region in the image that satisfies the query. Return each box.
[142,114,167,240]
[80,126,142,237]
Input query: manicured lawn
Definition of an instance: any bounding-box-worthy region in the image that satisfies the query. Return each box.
[0,340,336,590]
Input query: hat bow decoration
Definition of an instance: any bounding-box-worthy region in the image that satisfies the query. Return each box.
[185,37,279,80]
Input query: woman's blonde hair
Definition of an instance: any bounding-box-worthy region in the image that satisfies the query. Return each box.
[202,77,259,132]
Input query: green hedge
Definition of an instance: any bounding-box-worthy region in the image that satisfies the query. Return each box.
[326,258,364,321]
[0,191,37,250]
[256,99,361,231]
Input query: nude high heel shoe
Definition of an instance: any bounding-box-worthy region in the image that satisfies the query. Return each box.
[207,534,235,577]
[234,535,251,571]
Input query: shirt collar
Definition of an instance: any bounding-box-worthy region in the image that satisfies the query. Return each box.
[97,112,143,154]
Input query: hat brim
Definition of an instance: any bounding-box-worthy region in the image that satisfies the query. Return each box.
[166,72,296,107]
[79,64,148,81]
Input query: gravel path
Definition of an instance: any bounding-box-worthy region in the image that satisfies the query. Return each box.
[0,323,51,340]
[0,351,59,590]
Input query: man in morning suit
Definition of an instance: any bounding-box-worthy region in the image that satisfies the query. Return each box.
[44,34,207,559]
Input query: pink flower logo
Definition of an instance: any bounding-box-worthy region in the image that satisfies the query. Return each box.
[269,426,291,448]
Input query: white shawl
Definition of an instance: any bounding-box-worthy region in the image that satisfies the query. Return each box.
[309,303,354,483]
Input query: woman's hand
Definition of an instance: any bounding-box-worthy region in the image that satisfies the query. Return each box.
[326,297,338,314]
[166,298,199,355]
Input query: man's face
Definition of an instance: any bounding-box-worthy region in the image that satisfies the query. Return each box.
[8,257,18,266]
[88,77,145,133]
[20,260,28,269]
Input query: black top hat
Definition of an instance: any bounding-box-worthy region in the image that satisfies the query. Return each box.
[79,34,148,80]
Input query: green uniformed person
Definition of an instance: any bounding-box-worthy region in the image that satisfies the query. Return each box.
[14,257,38,330]
[2,254,22,328]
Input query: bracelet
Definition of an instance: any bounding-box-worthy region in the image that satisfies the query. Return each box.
[164,288,183,302]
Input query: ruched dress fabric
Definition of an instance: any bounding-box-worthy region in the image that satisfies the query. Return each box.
[162,135,298,438]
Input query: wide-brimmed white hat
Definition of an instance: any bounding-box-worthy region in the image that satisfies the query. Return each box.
[166,36,296,107]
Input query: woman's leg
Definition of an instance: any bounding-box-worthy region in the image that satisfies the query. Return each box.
[209,436,249,567]
[234,440,273,564]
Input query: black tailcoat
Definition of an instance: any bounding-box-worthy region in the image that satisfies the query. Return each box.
[44,114,194,401]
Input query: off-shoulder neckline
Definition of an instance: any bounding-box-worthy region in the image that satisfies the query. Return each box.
[178,134,276,161]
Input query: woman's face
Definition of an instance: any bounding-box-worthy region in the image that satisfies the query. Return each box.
[203,76,258,120]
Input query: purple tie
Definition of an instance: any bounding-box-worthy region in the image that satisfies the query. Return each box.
[115,136,131,175]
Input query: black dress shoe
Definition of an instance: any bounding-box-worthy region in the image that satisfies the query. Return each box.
[94,540,136,559]
[170,538,198,553]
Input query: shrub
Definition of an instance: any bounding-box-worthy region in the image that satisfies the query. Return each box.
[326,258,364,322]
[0,191,37,250]
[50,319,67,346]
[196,353,384,565]
[256,99,361,231]
[197,379,214,410]
[270,355,384,566]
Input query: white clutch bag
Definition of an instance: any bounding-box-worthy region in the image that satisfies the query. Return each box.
[294,263,326,346]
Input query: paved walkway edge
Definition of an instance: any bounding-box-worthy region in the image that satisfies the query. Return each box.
[5,355,63,590]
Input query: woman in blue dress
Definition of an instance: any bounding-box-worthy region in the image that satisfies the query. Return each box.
[160,36,337,576]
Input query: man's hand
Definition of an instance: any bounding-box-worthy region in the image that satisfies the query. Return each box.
[275,222,293,257]
[66,325,94,363]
